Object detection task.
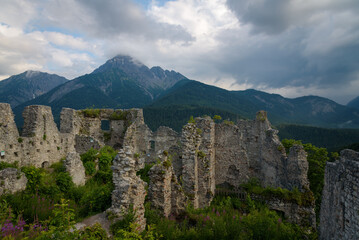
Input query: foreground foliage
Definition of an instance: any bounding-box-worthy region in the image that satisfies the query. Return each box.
[0,145,319,239]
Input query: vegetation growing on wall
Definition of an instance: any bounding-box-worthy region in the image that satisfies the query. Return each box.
[282,139,328,218]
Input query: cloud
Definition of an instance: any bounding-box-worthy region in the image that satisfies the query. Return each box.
[37,0,193,42]
[0,0,358,104]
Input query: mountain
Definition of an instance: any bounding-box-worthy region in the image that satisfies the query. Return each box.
[0,71,68,107]
[347,96,359,110]
[143,80,359,130]
[13,55,187,125]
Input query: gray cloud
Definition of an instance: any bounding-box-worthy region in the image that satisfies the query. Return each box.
[221,0,359,103]
[38,0,193,42]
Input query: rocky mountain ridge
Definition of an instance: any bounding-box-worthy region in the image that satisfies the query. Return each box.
[0,71,68,107]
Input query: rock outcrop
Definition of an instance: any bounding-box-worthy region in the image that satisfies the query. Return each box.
[319,149,359,240]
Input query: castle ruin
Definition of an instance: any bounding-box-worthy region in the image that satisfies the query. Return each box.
[0,103,316,230]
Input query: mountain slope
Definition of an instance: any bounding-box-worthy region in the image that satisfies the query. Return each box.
[0,71,68,107]
[13,56,187,125]
[144,80,359,129]
[347,96,359,110]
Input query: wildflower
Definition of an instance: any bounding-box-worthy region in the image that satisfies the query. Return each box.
[216,211,220,217]
[233,215,236,219]
[278,218,282,224]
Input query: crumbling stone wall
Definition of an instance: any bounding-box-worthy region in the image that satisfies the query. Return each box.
[65,152,86,186]
[0,103,315,228]
[0,103,140,167]
[0,103,75,167]
[0,168,27,195]
[215,111,309,191]
[319,149,359,240]
[109,146,147,231]
[148,155,187,217]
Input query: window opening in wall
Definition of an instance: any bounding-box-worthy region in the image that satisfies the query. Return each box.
[9,145,13,149]
[150,140,155,150]
[14,152,18,157]
[1,151,5,159]
[101,120,110,131]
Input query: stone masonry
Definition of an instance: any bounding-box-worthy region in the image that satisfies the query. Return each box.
[65,152,86,186]
[0,102,315,229]
[0,168,27,195]
[0,103,140,168]
[319,149,359,240]
[109,146,147,231]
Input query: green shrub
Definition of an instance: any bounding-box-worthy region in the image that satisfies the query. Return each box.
[80,223,110,239]
[110,110,129,120]
[111,206,136,234]
[0,161,18,170]
[213,115,222,121]
[81,108,101,118]
[55,172,74,192]
[17,137,23,143]
[21,166,44,192]
[188,116,195,124]
[94,170,112,184]
[84,161,96,176]
[81,148,99,164]
[98,152,113,171]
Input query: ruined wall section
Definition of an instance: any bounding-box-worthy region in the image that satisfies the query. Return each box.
[109,145,147,231]
[60,108,143,152]
[319,149,359,240]
[181,122,201,208]
[215,111,309,191]
[180,117,216,209]
[196,117,216,208]
[148,155,187,217]
[0,104,75,167]
[0,103,20,163]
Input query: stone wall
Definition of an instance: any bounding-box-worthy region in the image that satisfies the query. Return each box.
[148,156,187,217]
[109,146,147,231]
[319,149,359,240]
[0,103,140,167]
[0,103,75,167]
[0,103,315,229]
[214,111,309,191]
[0,168,27,195]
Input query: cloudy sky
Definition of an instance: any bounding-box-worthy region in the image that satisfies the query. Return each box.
[0,0,358,104]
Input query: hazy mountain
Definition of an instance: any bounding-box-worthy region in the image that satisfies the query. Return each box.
[13,55,187,125]
[0,71,68,107]
[144,80,359,130]
[347,96,359,110]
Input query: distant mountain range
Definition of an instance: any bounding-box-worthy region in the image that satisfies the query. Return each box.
[144,80,359,131]
[0,55,358,132]
[0,71,67,107]
[347,96,359,110]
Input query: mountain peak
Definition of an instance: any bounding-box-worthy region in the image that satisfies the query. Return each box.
[110,55,144,67]
[24,70,42,78]
[93,55,146,74]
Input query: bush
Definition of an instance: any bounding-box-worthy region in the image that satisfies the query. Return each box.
[21,166,44,192]
[55,172,74,193]
[81,148,99,164]
[0,161,18,170]
[84,161,96,176]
